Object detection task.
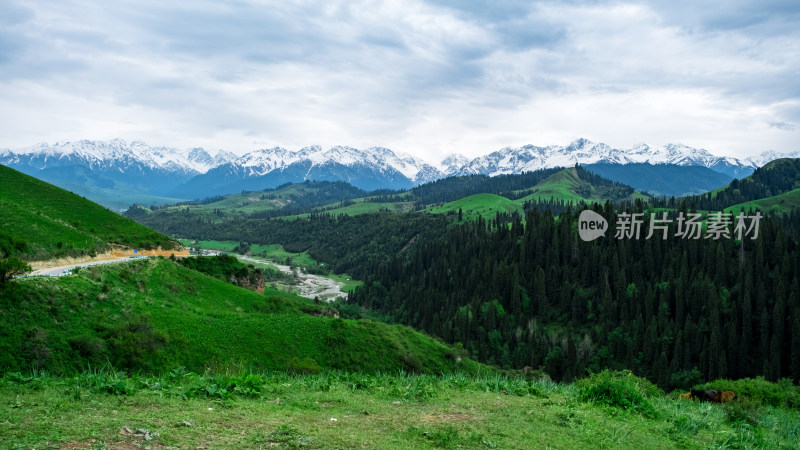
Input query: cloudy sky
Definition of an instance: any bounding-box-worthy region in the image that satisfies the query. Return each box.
[1,0,798,161]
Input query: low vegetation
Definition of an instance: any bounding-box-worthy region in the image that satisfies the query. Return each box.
[2,370,798,448]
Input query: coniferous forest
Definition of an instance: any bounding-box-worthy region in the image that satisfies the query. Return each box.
[348,204,800,390]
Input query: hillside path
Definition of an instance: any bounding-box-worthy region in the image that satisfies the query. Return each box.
[27,256,153,277]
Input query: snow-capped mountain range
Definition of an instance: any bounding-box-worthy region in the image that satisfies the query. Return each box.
[454,138,789,179]
[0,139,237,176]
[1,138,798,208]
[217,145,439,184]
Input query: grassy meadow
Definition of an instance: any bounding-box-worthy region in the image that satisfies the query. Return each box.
[1,370,798,449]
[428,194,524,223]
[725,188,800,216]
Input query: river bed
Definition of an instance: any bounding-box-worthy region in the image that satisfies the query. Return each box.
[235,254,348,302]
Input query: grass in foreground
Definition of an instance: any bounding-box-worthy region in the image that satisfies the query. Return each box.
[1,370,798,449]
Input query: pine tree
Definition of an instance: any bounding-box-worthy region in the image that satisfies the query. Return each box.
[534,267,547,319]
[792,312,800,383]
[709,328,721,380]
[771,288,786,380]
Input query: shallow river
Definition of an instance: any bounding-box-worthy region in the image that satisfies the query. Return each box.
[235,254,348,302]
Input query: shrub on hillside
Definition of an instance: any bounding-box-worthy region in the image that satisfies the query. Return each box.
[699,377,800,409]
[67,334,107,364]
[97,314,169,372]
[670,368,703,391]
[724,396,762,426]
[0,256,32,284]
[576,370,662,418]
[287,356,322,375]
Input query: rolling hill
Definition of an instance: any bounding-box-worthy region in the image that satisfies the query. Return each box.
[0,257,481,375]
[141,180,369,220]
[726,188,800,215]
[519,166,647,205]
[424,167,647,222]
[429,193,524,222]
[0,164,180,262]
[677,158,800,212]
[128,167,650,242]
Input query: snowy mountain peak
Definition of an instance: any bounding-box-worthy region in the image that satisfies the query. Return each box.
[0,139,230,175]
[451,139,767,179]
[439,154,470,173]
[565,137,595,151]
[745,150,800,167]
[187,147,212,162]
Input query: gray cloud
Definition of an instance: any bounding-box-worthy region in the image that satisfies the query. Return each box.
[769,121,796,131]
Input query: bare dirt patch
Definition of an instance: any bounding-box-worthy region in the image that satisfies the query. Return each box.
[29,246,187,271]
[112,246,189,258]
[420,413,475,423]
[29,250,118,270]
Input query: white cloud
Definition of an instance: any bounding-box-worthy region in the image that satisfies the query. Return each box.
[0,0,797,161]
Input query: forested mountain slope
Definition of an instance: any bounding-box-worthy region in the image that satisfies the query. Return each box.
[679,158,800,211]
[348,205,800,390]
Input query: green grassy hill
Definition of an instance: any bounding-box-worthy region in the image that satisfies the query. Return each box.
[429,193,524,222]
[719,159,800,214]
[521,166,647,205]
[0,257,482,376]
[279,200,416,220]
[426,168,647,222]
[686,158,800,212]
[146,180,368,219]
[726,187,800,215]
[131,168,648,227]
[0,165,179,261]
[521,167,591,203]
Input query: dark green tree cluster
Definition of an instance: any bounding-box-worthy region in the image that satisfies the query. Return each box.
[0,236,32,285]
[348,204,800,389]
[408,170,559,205]
[136,211,450,280]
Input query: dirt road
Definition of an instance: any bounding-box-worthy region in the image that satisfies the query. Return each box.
[27,256,151,277]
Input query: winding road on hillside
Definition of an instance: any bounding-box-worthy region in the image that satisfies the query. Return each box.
[22,252,350,302]
[25,255,155,277]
